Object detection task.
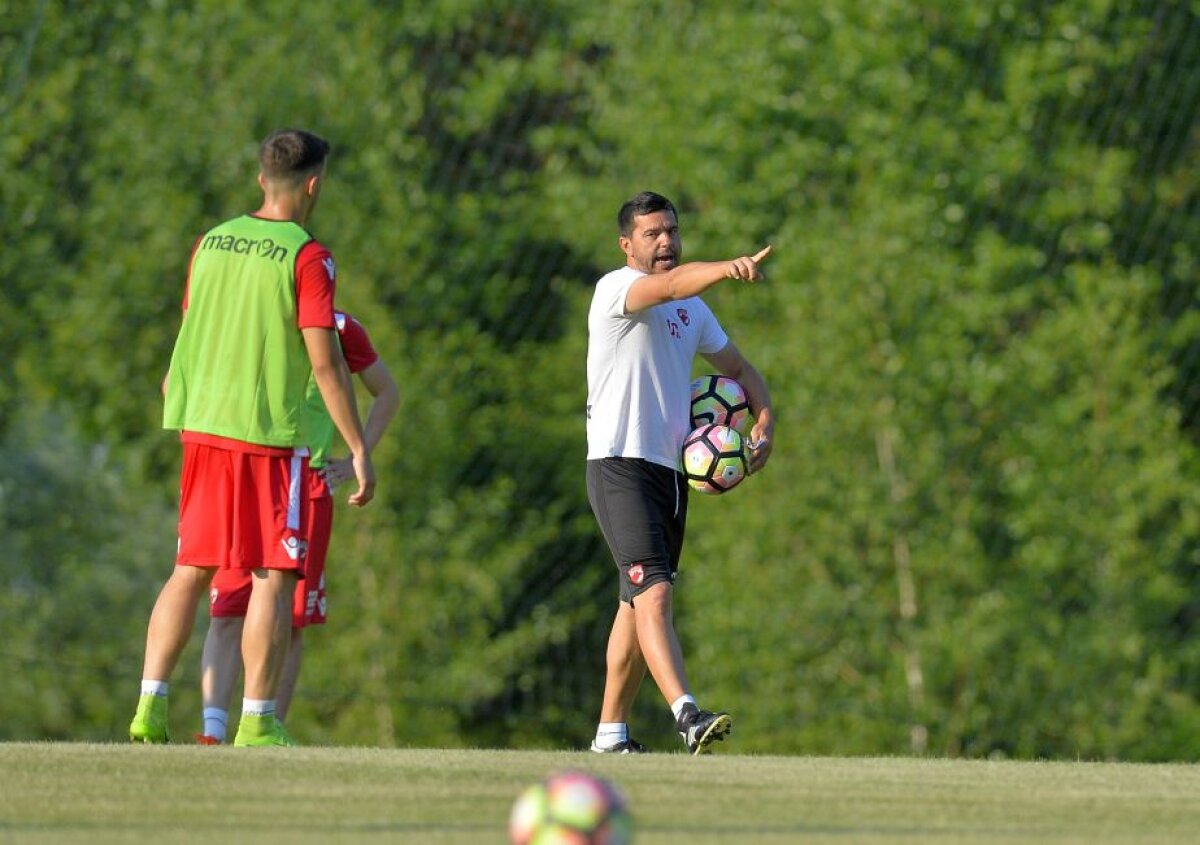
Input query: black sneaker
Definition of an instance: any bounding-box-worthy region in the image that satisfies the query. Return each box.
[676,705,732,755]
[589,738,648,754]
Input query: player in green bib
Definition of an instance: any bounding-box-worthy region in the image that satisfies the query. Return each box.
[130,129,376,748]
[163,215,317,446]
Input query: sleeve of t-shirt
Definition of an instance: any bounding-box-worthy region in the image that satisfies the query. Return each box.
[695,298,729,355]
[336,312,380,374]
[600,266,643,319]
[295,241,337,329]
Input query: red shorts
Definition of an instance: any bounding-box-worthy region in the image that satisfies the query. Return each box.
[177,440,309,572]
[209,472,332,628]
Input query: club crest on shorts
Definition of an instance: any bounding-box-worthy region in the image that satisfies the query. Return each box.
[628,564,645,586]
[281,535,307,560]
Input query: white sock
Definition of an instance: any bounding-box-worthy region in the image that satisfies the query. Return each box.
[202,707,228,741]
[141,680,168,697]
[670,694,697,720]
[594,722,628,749]
[242,698,275,717]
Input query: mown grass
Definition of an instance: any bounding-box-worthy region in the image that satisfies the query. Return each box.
[1,743,1197,843]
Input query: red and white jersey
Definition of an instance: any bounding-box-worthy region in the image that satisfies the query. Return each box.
[334,310,379,374]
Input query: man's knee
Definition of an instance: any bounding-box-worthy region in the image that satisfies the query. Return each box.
[251,567,299,586]
[249,568,299,606]
[632,581,673,614]
[171,564,215,593]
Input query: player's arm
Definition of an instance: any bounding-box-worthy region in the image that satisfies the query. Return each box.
[296,244,376,506]
[303,326,376,506]
[356,358,400,452]
[320,358,400,489]
[625,245,771,313]
[702,340,774,473]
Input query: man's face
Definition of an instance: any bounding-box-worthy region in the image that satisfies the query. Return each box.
[621,209,681,274]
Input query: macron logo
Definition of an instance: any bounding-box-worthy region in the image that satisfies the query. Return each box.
[323,256,336,281]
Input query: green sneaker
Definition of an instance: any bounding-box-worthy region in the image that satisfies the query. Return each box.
[233,714,295,747]
[129,694,169,744]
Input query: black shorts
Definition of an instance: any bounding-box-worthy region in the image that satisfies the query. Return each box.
[586,457,688,603]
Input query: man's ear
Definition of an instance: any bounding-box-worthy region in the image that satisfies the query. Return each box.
[618,235,632,258]
[257,172,267,191]
[305,173,322,197]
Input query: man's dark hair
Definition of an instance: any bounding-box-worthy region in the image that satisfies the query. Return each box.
[259,129,331,182]
[617,191,678,236]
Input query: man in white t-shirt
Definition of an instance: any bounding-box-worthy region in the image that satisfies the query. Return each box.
[585,191,775,754]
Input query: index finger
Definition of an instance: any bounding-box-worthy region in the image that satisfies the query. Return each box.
[751,244,773,263]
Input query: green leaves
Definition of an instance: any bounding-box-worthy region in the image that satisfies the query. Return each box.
[0,0,1196,759]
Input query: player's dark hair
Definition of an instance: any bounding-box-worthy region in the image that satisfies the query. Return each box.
[259,129,331,182]
[618,191,678,236]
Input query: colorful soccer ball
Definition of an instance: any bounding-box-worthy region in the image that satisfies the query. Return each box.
[682,424,748,495]
[508,771,633,845]
[690,374,751,434]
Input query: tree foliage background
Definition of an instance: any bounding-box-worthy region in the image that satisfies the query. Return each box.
[1,0,1197,760]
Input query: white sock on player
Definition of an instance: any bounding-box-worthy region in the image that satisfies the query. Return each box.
[140,680,168,697]
[594,722,628,749]
[241,698,276,717]
[670,694,697,720]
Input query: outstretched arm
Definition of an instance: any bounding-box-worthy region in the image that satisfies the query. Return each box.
[625,245,772,313]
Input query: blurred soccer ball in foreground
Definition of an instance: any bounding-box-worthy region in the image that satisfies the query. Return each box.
[682,424,748,495]
[690,374,751,434]
[509,770,633,844]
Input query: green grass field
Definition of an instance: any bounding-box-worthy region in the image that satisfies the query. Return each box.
[1,744,1197,844]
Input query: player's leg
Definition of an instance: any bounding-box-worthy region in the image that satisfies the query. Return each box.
[131,564,214,743]
[659,470,731,756]
[132,441,229,743]
[633,581,732,754]
[627,581,730,754]
[230,450,306,747]
[628,582,688,706]
[592,601,648,752]
[601,601,647,719]
[195,568,252,744]
[275,483,330,728]
[275,628,304,723]
[240,568,298,696]
[198,616,244,743]
[141,564,215,684]
[235,568,299,746]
